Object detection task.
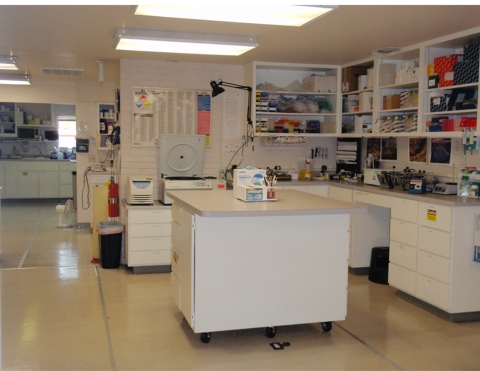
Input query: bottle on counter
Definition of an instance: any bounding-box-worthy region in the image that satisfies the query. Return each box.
[305,159,313,180]
[458,175,470,197]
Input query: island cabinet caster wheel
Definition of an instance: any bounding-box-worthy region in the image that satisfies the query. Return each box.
[265,326,277,338]
[321,322,332,332]
[200,332,211,343]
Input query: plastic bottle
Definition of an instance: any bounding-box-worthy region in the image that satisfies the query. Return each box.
[305,160,313,180]
[458,175,470,197]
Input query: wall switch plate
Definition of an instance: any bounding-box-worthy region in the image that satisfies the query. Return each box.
[88,153,96,162]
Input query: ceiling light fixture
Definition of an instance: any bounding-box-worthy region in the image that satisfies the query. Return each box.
[0,74,30,85]
[0,56,19,70]
[114,29,258,56]
[133,5,338,26]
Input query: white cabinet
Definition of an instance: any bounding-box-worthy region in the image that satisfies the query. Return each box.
[59,162,76,197]
[1,160,76,199]
[329,186,352,202]
[39,171,59,198]
[4,162,17,198]
[246,61,340,136]
[170,194,352,337]
[282,184,329,197]
[0,162,4,198]
[125,206,172,270]
[389,197,418,296]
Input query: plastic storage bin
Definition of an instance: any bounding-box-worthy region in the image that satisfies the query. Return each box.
[97,221,124,269]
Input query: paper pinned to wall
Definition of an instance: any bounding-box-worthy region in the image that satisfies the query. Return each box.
[132,87,211,147]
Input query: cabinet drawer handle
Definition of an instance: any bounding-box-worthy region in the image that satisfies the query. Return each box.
[429,230,434,234]
[428,254,432,257]
[400,246,405,249]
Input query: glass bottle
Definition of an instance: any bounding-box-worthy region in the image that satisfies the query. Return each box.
[458,175,470,197]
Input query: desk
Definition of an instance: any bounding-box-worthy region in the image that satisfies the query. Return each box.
[168,189,366,342]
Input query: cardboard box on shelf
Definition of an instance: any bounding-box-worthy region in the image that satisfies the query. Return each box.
[358,75,368,90]
[453,60,479,85]
[355,115,372,133]
[367,67,375,88]
[302,75,337,93]
[434,54,463,73]
[427,64,435,76]
[359,91,373,111]
[382,94,400,110]
[321,121,336,133]
[342,66,368,92]
[430,94,451,112]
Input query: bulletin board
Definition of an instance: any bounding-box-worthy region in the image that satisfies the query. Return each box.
[131,87,211,147]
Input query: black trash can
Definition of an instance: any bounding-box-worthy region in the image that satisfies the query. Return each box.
[97,221,124,269]
[368,246,390,285]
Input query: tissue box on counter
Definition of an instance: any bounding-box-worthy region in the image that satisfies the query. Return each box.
[235,185,276,201]
[233,168,276,201]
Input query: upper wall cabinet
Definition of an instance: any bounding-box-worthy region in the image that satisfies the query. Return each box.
[423,32,479,138]
[373,48,421,136]
[245,62,340,137]
[0,102,53,138]
[337,26,480,138]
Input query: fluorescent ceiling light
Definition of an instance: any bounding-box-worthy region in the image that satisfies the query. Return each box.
[0,74,30,85]
[133,5,337,26]
[0,56,19,70]
[114,29,258,56]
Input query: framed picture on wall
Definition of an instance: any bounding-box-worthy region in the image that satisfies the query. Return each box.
[381,138,397,160]
[409,138,427,163]
[430,138,451,164]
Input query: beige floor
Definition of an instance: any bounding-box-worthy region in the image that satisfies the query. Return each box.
[1,201,480,371]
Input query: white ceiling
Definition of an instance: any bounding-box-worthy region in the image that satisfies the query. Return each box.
[1,5,480,82]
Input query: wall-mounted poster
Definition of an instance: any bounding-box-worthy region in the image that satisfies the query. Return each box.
[409,138,427,163]
[430,138,451,164]
[132,87,211,147]
[381,138,397,160]
[366,138,381,159]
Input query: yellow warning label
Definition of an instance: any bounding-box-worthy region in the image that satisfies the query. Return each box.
[427,209,437,222]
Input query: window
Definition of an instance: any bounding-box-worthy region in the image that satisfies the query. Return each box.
[58,117,76,149]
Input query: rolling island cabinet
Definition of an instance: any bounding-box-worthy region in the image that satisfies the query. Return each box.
[168,189,366,343]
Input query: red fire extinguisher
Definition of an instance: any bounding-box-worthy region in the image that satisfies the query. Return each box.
[108,180,119,218]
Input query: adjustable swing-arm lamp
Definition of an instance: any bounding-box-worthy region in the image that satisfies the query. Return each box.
[210,80,254,151]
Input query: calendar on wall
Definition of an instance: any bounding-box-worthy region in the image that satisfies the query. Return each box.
[132,87,211,147]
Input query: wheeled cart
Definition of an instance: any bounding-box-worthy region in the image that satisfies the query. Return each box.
[169,190,366,343]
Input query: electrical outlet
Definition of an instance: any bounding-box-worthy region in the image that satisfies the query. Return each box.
[88,153,96,162]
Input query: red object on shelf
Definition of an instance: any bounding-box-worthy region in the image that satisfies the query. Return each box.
[434,54,463,73]
[439,71,454,87]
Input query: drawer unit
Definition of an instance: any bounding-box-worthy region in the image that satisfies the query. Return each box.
[389,263,416,296]
[127,250,171,266]
[416,274,450,311]
[418,226,451,258]
[391,197,418,223]
[125,207,172,267]
[418,202,452,232]
[127,236,170,252]
[353,190,390,208]
[329,186,353,202]
[128,223,171,238]
[130,209,171,224]
[390,240,417,271]
[417,250,450,284]
[390,218,418,247]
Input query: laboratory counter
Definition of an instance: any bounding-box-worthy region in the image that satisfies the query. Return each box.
[275,178,480,207]
[167,188,367,218]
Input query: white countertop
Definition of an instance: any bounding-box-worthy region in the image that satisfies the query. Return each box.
[273,178,480,207]
[167,189,367,218]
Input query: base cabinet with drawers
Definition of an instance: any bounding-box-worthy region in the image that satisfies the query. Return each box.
[124,203,172,272]
[0,160,76,199]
